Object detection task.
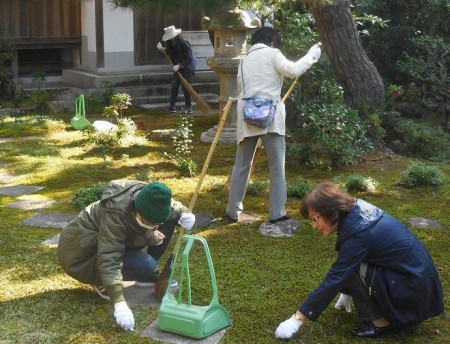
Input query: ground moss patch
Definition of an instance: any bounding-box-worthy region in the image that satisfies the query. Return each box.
[0,110,448,343]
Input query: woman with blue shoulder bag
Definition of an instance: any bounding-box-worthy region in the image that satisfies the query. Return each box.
[226,27,321,224]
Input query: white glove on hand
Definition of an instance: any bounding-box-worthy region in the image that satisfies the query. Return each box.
[275,315,303,339]
[303,43,321,64]
[114,301,134,331]
[178,212,196,230]
[156,42,163,51]
[172,64,180,72]
[335,293,352,313]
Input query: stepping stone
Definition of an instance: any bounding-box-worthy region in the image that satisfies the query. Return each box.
[149,129,177,141]
[408,217,441,229]
[214,211,261,226]
[0,172,22,184]
[194,212,217,228]
[0,185,44,196]
[141,319,228,344]
[21,212,77,229]
[6,197,56,210]
[0,136,44,143]
[237,211,261,224]
[41,234,60,247]
[259,219,301,237]
[123,281,161,307]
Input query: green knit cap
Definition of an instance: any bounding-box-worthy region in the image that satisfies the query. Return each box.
[134,182,172,224]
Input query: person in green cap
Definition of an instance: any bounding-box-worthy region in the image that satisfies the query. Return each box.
[58,180,195,332]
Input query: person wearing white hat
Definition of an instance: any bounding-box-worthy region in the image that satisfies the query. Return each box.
[157,25,197,114]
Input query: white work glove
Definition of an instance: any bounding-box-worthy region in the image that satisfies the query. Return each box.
[335,293,352,313]
[178,212,196,230]
[275,315,303,339]
[304,43,321,64]
[114,301,134,331]
[156,42,163,51]
[172,64,180,72]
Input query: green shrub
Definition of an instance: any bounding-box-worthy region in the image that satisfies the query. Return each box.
[287,177,312,198]
[398,162,444,187]
[344,174,378,193]
[246,180,268,196]
[292,102,374,167]
[72,182,108,209]
[178,158,198,178]
[166,114,197,177]
[381,112,450,161]
[0,40,16,99]
[103,93,132,119]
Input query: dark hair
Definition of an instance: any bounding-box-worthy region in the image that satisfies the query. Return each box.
[300,182,355,226]
[250,27,281,48]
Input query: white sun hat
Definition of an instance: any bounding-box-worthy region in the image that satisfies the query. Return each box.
[162,25,182,41]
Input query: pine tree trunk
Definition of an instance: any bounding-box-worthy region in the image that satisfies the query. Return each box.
[310,0,385,114]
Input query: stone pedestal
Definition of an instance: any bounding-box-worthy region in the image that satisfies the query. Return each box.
[200,9,260,143]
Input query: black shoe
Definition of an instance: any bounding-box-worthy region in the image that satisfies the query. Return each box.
[351,323,397,338]
[269,215,291,224]
[180,106,193,114]
[165,106,176,113]
[135,270,160,287]
[223,214,238,223]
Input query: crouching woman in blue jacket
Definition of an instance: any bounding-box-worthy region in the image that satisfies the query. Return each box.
[275,182,444,339]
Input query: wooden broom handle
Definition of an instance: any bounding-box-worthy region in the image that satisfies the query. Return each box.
[282,77,300,103]
[282,42,321,103]
[188,97,234,211]
[160,47,189,83]
[172,97,235,253]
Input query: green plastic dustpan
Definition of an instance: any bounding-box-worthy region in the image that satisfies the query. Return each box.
[158,234,231,339]
[71,94,91,130]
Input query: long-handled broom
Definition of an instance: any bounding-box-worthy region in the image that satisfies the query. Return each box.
[159,47,212,115]
[155,97,235,301]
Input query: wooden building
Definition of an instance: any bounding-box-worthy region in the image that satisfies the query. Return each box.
[0,0,213,88]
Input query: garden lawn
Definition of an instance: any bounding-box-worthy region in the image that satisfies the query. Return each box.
[0,109,449,343]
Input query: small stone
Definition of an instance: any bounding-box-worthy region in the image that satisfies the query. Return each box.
[407,217,441,229]
[259,219,301,237]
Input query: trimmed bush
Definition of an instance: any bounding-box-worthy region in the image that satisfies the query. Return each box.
[398,162,444,187]
[381,112,450,162]
[72,182,108,209]
[344,174,378,193]
[287,177,312,198]
[246,180,269,196]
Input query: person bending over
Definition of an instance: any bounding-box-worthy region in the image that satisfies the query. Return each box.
[276,182,444,339]
[157,25,196,114]
[58,180,195,331]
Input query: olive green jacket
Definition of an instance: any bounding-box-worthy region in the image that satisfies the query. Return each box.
[58,180,187,303]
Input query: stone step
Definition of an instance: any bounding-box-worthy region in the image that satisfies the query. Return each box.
[62,68,219,89]
[133,92,218,107]
[115,82,219,99]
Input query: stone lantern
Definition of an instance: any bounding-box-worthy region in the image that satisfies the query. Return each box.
[200,8,260,144]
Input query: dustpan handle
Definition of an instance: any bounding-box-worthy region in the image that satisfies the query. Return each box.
[80,94,85,116]
[177,238,194,305]
[75,94,86,117]
[75,95,86,117]
[183,234,221,305]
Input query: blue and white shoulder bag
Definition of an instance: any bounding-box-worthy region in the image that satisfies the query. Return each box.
[241,53,276,129]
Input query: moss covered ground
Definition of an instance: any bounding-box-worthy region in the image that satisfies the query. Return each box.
[0,108,448,343]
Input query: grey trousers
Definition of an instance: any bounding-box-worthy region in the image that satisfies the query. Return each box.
[226,133,287,220]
